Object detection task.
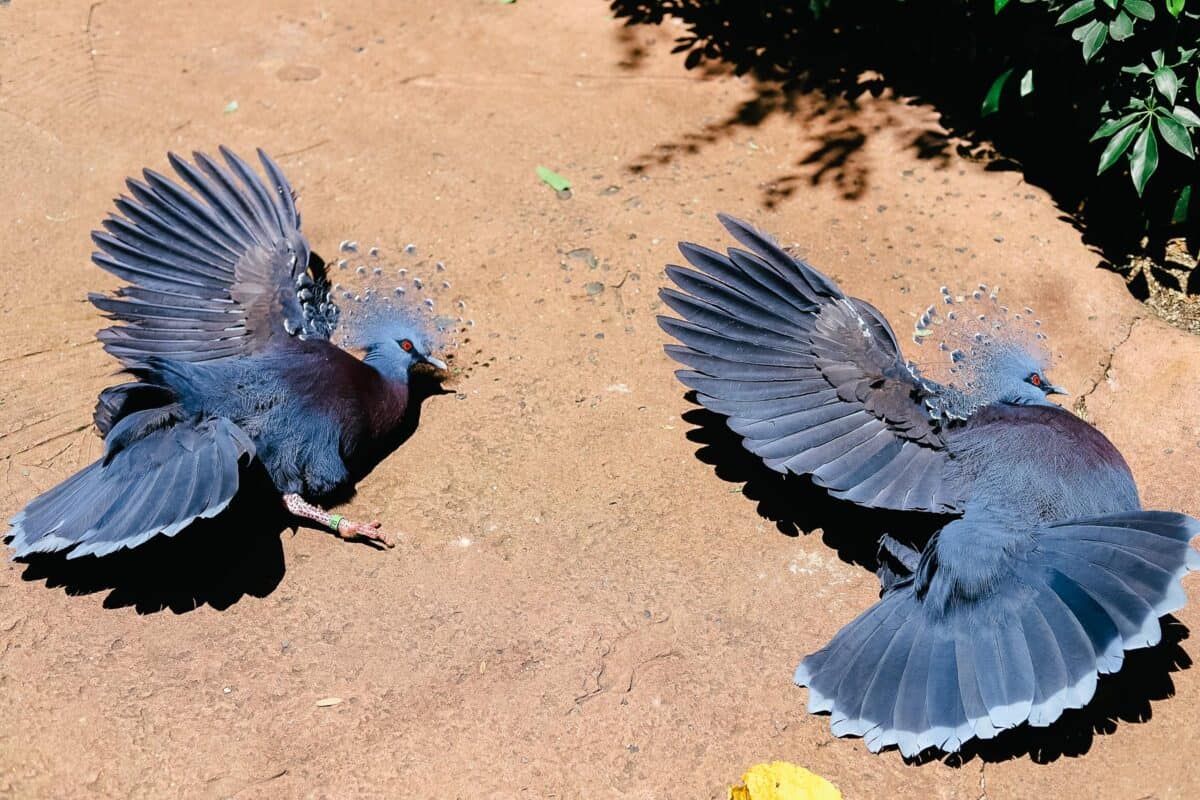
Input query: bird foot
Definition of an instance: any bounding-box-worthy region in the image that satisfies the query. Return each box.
[282,493,396,549]
[333,517,395,548]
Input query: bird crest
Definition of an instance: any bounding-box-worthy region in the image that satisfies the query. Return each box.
[908,283,1054,420]
[327,240,471,358]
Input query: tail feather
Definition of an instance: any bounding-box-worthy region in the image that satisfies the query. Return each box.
[924,637,969,751]
[1018,602,1074,726]
[891,625,934,755]
[827,599,910,734]
[796,510,1199,756]
[858,613,923,745]
[7,416,254,559]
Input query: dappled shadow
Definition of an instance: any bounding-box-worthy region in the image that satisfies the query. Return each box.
[609,0,1182,258]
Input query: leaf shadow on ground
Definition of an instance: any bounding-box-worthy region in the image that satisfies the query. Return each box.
[609,0,1172,259]
[680,402,1193,765]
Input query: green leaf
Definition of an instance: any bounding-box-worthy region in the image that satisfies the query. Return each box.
[536,166,571,192]
[1100,0,1116,8]
[1156,115,1195,157]
[1091,112,1141,141]
[1152,49,1165,68]
[1154,66,1180,105]
[1167,0,1185,17]
[223,100,239,114]
[994,0,1010,11]
[1172,105,1200,127]
[1082,20,1108,62]
[1124,0,1156,19]
[1097,121,1140,173]
[1020,69,1035,97]
[1108,11,1134,41]
[1057,0,1096,25]
[1130,125,1159,196]
[1172,185,1193,224]
[981,68,1015,117]
[1121,63,1152,75]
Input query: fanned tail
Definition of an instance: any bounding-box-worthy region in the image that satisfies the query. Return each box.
[795,510,1200,756]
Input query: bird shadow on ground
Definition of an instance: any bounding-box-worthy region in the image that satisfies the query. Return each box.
[681,402,944,572]
[14,465,289,615]
[13,372,454,614]
[680,399,1194,764]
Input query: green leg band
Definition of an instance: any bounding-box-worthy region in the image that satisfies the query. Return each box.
[327,514,344,532]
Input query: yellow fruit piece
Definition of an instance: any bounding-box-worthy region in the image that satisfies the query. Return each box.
[728,761,842,800]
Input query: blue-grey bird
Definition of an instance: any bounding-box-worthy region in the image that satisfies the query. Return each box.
[657,214,1199,757]
[7,147,454,558]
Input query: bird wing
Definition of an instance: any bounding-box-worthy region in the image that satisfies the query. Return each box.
[89,147,338,368]
[658,214,962,513]
[7,412,255,559]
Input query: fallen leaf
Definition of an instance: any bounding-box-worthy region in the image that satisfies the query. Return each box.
[223,100,239,114]
[315,697,343,707]
[728,762,842,800]
[536,165,570,192]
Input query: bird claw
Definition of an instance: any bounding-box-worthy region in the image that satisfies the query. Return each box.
[336,518,396,548]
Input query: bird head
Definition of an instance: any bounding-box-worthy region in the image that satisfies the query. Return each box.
[330,243,469,385]
[985,344,1067,407]
[360,324,449,383]
[909,283,1064,420]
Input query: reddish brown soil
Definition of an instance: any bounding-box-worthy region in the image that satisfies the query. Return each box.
[2,2,1199,798]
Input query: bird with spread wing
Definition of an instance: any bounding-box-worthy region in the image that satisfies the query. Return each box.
[658,214,1200,757]
[8,147,455,558]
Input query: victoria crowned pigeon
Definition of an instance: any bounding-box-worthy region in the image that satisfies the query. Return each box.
[8,147,458,558]
[657,214,1200,757]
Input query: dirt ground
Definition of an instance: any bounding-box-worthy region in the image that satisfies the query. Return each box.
[2,1,1199,798]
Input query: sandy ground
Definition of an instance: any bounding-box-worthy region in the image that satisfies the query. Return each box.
[2,1,1199,798]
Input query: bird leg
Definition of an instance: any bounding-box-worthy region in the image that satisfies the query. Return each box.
[878,534,921,572]
[876,533,921,592]
[282,493,395,548]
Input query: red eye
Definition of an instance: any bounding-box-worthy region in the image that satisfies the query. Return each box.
[400,340,413,352]
[1029,373,1041,387]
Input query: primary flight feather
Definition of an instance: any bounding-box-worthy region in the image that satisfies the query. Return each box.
[8,147,452,558]
[658,214,1199,757]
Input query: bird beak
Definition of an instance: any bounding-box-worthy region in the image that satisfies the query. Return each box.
[1046,383,1068,396]
[411,353,451,382]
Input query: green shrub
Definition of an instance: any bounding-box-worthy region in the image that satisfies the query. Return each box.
[993,1,1199,215]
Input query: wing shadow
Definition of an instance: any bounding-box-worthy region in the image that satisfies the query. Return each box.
[15,464,287,614]
[681,398,946,575]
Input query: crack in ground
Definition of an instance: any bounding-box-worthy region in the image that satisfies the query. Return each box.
[1073,315,1142,421]
[83,1,105,106]
[622,649,680,694]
